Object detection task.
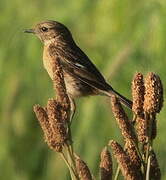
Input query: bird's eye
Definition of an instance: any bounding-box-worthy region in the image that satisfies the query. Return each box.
[41,27,48,32]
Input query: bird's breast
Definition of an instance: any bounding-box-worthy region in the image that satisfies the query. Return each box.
[42,45,96,98]
[43,46,54,80]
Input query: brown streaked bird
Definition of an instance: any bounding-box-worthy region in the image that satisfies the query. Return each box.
[24,20,132,116]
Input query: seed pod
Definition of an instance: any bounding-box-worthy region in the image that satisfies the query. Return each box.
[109,140,141,180]
[144,72,163,114]
[135,115,148,143]
[34,101,68,152]
[149,150,161,180]
[111,95,137,142]
[125,140,141,170]
[100,147,113,180]
[75,154,92,180]
[132,73,145,116]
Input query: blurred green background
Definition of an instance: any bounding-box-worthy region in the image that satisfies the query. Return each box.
[0,0,166,179]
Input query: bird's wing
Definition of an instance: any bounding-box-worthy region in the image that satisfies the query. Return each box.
[48,44,113,92]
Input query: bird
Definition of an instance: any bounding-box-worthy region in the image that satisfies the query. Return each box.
[24,20,132,118]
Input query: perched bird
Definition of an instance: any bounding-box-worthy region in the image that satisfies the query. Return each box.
[24,20,132,116]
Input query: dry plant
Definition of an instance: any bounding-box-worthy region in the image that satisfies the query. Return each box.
[33,56,92,180]
[33,57,163,180]
[108,72,163,180]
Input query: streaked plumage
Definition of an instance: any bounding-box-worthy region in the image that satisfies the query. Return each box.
[25,20,132,109]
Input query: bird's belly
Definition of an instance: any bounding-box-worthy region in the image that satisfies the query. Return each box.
[63,72,95,98]
[43,51,96,98]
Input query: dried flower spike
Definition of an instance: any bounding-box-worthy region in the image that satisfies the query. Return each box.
[111,95,137,142]
[47,99,61,123]
[100,147,112,180]
[125,140,141,170]
[132,72,145,115]
[49,48,70,107]
[50,56,71,121]
[143,72,163,114]
[135,115,148,143]
[34,99,69,152]
[149,150,161,180]
[33,105,52,142]
[34,104,63,152]
[75,154,92,180]
[109,140,140,180]
[46,99,68,144]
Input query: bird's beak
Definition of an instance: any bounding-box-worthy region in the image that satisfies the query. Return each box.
[24,29,35,33]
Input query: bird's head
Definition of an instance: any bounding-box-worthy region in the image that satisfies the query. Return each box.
[24,20,73,45]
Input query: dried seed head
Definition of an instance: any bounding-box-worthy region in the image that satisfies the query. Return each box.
[149,150,161,180]
[46,98,69,124]
[132,73,145,115]
[100,147,112,180]
[49,122,68,150]
[143,72,163,114]
[49,46,70,107]
[109,140,140,180]
[135,115,148,143]
[33,47,72,152]
[111,95,137,142]
[125,140,141,170]
[34,104,63,152]
[33,105,52,142]
[75,154,92,180]
[46,99,68,145]
[47,99,61,123]
[47,49,71,123]
[34,101,68,152]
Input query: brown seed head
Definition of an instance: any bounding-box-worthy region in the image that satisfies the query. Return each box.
[34,104,63,152]
[48,51,71,122]
[109,140,140,180]
[46,98,70,125]
[125,140,141,170]
[34,100,68,152]
[75,154,92,180]
[100,147,113,180]
[47,99,60,121]
[149,150,161,179]
[136,113,157,143]
[33,105,52,142]
[143,72,163,114]
[48,122,67,152]
[135,115,148,143]
[111,95,137,142]
[132,73,145,115]
[46,99,68,142]
[49,46,70,104]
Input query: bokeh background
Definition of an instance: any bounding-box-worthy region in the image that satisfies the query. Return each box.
[0,0,166,179]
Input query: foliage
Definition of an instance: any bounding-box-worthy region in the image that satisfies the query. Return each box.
[0,0,166,179]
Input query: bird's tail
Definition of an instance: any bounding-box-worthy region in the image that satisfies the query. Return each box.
[104,88,133,109]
